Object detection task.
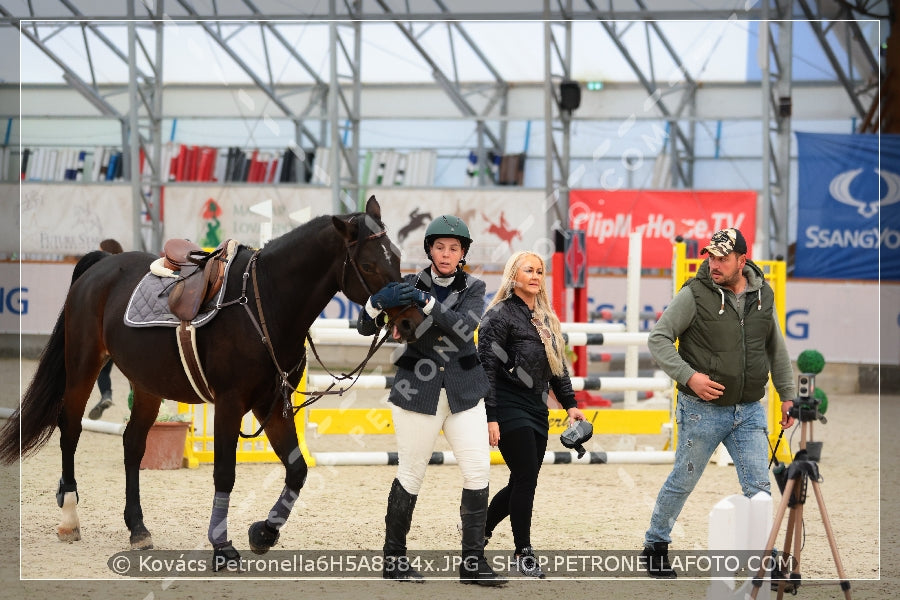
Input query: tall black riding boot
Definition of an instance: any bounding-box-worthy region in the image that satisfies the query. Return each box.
[459,487,506,586]
[383,478,423,582]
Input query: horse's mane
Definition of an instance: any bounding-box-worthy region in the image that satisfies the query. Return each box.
[260,210,382,254]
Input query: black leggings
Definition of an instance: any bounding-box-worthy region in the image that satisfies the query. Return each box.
[96,359,113,395]
[485,425,547,553]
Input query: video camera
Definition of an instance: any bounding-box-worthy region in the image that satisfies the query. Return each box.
[788,373,827,424]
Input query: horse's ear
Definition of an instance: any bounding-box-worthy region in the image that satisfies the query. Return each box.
[332,215,355,242]
[365,195,382,220]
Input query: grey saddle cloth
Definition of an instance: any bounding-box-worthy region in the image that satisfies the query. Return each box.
[124,253,237,328]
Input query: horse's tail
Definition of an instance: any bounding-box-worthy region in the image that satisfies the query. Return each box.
[0,251,108,464]
[0,303,68,463]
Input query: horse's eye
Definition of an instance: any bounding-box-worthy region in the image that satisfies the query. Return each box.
[361,263,376,273]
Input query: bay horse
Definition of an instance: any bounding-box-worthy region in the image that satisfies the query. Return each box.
[0,196,421,568]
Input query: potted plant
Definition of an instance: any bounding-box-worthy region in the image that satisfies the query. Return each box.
[129,392,193,470]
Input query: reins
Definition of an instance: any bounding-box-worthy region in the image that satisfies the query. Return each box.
[300,325,393,407]
[226,223,398,439]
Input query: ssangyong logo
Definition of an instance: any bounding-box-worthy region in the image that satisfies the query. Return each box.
[804,168,900,250]
[828,168,900,218]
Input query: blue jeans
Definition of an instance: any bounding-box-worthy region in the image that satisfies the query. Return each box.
[644,392,771,547]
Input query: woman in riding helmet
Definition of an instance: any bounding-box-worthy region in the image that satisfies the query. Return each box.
[357,215,503,586]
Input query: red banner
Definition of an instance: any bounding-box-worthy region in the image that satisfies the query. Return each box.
[568,190,757,269]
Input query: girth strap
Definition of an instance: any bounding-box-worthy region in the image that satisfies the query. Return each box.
[177,321,214,403]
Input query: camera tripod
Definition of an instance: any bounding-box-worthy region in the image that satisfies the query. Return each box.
[750,418,851,599]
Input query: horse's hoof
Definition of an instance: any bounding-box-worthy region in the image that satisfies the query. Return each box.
[248,520,280,555]
[130,531,153,550]
[57,526,81,542]
[213,542,241,572]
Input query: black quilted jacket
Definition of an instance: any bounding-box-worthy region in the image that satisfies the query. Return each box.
[477,294,576,421]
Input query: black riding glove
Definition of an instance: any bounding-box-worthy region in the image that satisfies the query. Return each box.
[370,282,416,310]
[398,283,431,308]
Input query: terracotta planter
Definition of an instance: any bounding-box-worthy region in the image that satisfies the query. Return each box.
[141,421,191,470]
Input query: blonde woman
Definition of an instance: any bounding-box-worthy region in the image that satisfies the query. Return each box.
[477,251,586,578]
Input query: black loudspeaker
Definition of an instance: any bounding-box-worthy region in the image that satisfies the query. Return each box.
[779,96,792,118]
[559,80,581,111]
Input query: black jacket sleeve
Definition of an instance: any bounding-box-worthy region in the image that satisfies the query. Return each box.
[356,305,382,336]
[550,370,577,410]
[477,306,509,422]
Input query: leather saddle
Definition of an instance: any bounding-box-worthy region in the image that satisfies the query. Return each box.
[163,238,230,321]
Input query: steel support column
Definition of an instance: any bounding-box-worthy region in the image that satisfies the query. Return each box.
[126,3,164,254]
[544,1,573,234]
[759,2,792,261]
[328,1,361,213]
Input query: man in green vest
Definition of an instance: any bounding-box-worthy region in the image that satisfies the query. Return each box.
[641,228,796,578]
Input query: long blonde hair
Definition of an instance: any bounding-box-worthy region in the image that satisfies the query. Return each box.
[485,251,568,376]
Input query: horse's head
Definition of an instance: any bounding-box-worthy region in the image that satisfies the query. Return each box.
[332,195,424,342]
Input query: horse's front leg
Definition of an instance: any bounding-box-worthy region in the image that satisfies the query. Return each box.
[247,403,308,555]
[122,387,163,549]
[207,399,242,571]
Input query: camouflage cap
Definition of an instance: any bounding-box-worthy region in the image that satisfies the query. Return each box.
[701,228,748,257]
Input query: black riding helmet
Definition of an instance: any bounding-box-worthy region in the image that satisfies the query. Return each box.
[423,215,473,266]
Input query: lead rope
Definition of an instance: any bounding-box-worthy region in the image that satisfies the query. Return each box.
[299,326,392,410]
[234,249,396,438]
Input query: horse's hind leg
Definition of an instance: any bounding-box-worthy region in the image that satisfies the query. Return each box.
[57,398,86,542]
[247,407,308,555]
[122,387,162,549]
[57,342,107,542]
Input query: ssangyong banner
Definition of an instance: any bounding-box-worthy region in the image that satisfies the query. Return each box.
[795,132,900,280]
[568,190,757,269]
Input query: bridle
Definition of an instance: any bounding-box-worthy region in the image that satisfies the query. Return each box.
[228,221,401,438]
[340,223,389,299]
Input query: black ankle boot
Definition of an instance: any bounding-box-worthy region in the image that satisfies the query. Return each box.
[88,391,113,420]
[459,487,506,586]
[641,542,677,578]
[515,546,545,578]
[383,479,423,582]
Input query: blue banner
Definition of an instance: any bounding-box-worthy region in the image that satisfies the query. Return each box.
[795,132,900,280]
